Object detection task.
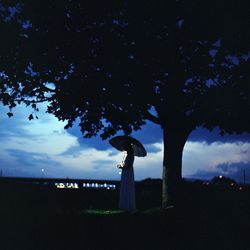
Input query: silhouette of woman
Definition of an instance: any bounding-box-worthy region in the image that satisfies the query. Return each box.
[117,143,136,212]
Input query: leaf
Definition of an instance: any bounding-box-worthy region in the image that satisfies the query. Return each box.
[7,112,13,118]
[28,114,34,120]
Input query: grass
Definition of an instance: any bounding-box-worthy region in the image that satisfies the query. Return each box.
[81,207,167,216]
[0,180,250,250]
[82,209,124,215]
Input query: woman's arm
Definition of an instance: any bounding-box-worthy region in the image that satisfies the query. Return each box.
[121,154,134,169]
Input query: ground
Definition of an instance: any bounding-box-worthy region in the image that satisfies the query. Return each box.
[0,179,249,250]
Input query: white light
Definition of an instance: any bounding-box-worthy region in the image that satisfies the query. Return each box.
[219,175,222,178]
[55,183,65,189]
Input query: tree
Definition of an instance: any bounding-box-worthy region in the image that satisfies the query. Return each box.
[0,0,250,207]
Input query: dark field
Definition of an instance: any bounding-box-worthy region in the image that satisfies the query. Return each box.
[0,178,250,250]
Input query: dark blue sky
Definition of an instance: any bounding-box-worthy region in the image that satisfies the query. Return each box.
[0,103,249,183]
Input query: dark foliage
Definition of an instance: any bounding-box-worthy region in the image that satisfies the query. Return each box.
[0,0,249,136]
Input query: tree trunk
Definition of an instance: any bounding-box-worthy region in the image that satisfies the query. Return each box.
[162,126,189,208]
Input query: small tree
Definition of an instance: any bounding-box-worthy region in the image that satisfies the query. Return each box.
[0,0,249,207]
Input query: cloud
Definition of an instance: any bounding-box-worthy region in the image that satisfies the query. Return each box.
[188,126,250,143]
[189,162,250,183]
[7,149,61,167]
[131,121,162,145]
[52,147,123,180]
[0,103,249,182]
[0,103,83,178]
[221,163,249,183]
[66,119,163,153]
[66,120,111,151]
[92,159,117,169]
[133,142,163,180]
[183,141,250,182]
[0,105,33,140]
[59,145,83,158]
[66,119,250,157]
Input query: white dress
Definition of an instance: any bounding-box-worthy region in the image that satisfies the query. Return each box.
[119,152,136,212]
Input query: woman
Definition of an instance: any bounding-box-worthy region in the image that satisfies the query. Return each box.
[117,143,136,212]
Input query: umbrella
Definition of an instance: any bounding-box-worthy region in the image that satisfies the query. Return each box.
[109,136,147,157]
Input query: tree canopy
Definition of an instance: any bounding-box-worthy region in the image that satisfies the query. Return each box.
[1,0,249,136]
[1,0,250,206]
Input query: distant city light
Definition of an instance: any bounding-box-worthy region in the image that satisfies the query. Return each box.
[55,182,79,189]
[55,182,116,190]
[82,182,116,190]
[202,182,210,185]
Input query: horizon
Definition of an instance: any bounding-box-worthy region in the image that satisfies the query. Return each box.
[0,175,249,184]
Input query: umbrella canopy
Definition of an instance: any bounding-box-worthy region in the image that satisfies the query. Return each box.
[109,136,147,157]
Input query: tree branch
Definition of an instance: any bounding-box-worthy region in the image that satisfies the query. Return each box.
[144,111,160,124]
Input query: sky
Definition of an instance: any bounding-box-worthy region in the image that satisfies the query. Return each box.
[0,103,250,183]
